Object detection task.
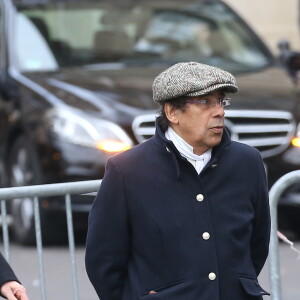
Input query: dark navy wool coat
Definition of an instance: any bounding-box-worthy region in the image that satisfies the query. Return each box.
[85,120,271,300]
[0,253,19,289]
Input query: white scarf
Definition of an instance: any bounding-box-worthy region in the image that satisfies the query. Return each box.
[165,127,212,174]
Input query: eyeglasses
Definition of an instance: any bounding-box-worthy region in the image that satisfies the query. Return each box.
[185,97,231,108]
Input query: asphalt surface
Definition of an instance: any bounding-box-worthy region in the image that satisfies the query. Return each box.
[1,239,299,300]
[260,241,300,300]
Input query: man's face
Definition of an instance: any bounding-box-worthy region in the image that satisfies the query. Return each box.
[166,90,226,155]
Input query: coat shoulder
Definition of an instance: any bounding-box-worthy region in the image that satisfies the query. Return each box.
[230,141,261,157]
[108,137,159,167]
[225,141,264,170]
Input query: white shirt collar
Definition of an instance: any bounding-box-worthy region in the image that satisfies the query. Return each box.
[165,127,212,174]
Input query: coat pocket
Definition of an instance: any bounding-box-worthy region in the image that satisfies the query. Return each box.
[144,279,185,296]
[239,275,270,297]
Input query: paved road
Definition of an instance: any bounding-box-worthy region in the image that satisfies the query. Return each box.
[260,241,300,300]
[2,240,300,300]
[6,240,97,300]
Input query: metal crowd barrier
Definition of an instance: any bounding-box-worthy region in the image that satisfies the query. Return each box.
[1,170,300,300]
[269,170,300,300]
[0,180,101,300]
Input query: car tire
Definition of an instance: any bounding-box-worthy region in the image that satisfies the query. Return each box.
[7,135,66,245]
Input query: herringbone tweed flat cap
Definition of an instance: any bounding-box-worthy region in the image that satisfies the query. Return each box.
[152,61,238,103]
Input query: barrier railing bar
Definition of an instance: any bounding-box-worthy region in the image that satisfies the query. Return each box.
[268,170,300,300]
[65,194,79,300]
[0,180,101,200]
[33,196,46,300]
[0,180,102,300]
[1,200,10,262]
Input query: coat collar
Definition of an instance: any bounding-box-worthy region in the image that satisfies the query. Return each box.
[154,116,232,178]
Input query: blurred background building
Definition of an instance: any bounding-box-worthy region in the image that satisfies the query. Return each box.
[224,0,300,55]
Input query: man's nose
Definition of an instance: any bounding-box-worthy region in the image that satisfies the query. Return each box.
[213,103,225,116]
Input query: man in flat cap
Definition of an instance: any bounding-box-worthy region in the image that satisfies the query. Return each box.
[86,62,270,300]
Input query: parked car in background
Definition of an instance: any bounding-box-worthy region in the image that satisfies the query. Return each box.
[1,0,300,244]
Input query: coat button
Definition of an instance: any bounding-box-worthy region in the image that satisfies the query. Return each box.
[166,147,171,153]
[202,232,210,240]
[208,272,216,280]
[196,194,204,202]
[211,164,217,168]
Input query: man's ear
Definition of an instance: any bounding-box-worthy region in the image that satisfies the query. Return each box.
[164,103,179,125]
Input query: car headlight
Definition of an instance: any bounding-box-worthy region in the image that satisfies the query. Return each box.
[47,108,133,153]
[291,123,300,148]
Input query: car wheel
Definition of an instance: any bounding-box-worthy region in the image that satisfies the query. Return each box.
[7,136,66,245]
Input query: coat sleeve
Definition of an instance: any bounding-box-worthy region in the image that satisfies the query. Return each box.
[85,158,130,300]
[250,151,271,276]
[0,253,19,288]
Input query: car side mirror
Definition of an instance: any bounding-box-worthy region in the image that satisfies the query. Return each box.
[278,39,300,83]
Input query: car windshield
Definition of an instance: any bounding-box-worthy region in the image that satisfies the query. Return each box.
[15,0,271,73]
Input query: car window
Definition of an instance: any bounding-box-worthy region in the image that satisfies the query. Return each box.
[16,1,271,73]
[134,9,269,70]
[15,13,58,71]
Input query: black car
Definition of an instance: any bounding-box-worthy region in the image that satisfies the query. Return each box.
[1,0,300,244]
